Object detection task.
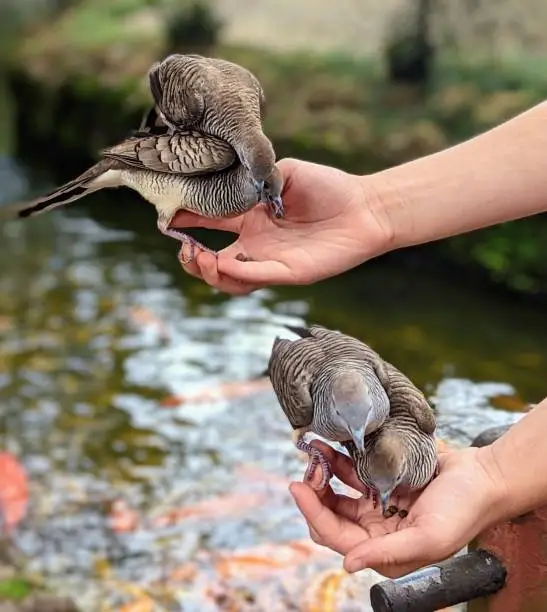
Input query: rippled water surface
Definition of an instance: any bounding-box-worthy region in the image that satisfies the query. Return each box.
[0,157,543,610]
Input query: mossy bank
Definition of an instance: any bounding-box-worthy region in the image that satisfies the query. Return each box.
[6,1,547,299]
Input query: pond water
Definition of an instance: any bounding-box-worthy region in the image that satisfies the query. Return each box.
[0,153,542,611]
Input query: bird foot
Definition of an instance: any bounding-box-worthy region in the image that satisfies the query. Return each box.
[295,438,332,490]
[157,219,218,265]
[177,239,218,265]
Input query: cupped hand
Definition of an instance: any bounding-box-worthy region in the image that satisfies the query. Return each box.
[290,441,505,578]
[170,158,391,295]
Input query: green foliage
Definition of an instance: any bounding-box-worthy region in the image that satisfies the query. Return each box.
[0,578,32,601]
[165,0,222,54]
[446,218,547,295]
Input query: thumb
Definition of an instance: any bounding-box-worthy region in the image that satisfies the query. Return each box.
[217,257,295,285]
[344,526,447,578]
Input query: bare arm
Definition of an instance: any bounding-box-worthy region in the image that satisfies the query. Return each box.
[479,398,547,526]
[174,101,547,293]
[367,101,547,252]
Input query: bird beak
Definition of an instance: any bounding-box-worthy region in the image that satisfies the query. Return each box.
[253,179,265,195]
[348,425,366,453]
[270,195,284,219]
[380,491,391,515]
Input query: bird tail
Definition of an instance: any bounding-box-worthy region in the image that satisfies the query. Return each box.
[6,160,117,220]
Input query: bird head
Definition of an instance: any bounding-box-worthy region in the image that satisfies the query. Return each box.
[331,371,380,453]
[237,136,277,190]
[368,435,407,515]
[147,56,206,128]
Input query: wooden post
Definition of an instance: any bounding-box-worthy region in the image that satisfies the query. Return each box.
[468,425,547,612]
[369,549,506,612]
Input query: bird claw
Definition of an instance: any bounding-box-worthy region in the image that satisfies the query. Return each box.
[177,238,218,265]
[295,438,332,490]
[156,218,218,266]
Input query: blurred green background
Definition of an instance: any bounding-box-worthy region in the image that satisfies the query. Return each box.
[4,0,547,296]
[0,1,546,610]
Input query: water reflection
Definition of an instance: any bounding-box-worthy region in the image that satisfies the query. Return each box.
[0,158,538,609]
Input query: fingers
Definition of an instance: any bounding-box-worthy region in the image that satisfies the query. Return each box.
[171,211,243,234]
[182,252,261,296]
[218,258,296,286]
[343,527,450,578]
[290,482,364,555]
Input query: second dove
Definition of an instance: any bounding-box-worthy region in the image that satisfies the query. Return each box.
[268,323,438,517]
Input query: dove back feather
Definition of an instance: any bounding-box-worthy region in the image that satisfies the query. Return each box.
[148,54,276,183]
[268,324,391,439]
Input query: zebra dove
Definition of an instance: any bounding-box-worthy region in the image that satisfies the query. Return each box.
[146,53,284,219]
[267,324,392,489]
[343,366,438,518]
[8,129,282,265]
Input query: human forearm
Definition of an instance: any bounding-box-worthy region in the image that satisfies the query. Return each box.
[366,101,547,252]
[477,398,547,528]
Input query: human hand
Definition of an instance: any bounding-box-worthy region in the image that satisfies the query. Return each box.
[171,158,392,295]
[290,441,505,578]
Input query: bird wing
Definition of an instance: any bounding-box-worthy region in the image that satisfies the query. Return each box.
[305,326,391,383]
[101,131,236,176]
[268,337,321,430]
[304,325,435,432]
[385,362,437,434]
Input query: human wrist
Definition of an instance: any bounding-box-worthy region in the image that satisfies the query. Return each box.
[474,444,516,529]
[355,172,401,258]
[358,166,421,258]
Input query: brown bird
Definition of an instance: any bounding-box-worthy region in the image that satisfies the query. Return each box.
[146,53,284,218]
[343,367,438,518]
[7,129,282,265]
[267,324,392,490]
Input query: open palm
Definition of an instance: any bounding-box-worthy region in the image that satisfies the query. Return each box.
[171,158,389,294]
[290,441,502,578]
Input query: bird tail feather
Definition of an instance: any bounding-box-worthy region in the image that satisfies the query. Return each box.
[6,160,115,220]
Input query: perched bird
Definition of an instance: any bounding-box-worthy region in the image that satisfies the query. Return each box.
[146,53,284,218]
[8,129,283,265]
[267,324,393,490]
[342,366,438,518]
